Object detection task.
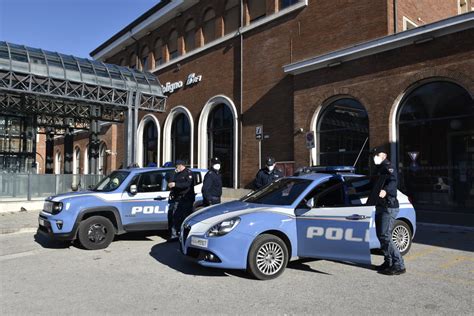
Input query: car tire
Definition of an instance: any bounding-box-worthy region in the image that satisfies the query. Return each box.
[77,216,115,250]
[392,220,412,256]
[247,234,288,280]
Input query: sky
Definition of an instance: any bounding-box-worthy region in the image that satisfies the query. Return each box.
[0,0,159,58]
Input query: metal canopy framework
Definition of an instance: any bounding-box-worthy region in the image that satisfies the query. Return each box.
[0,41,166,134]
[0,41,167,173]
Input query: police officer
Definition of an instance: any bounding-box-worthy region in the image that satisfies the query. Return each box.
[254,157,283,189]
[372,147,406,275]
[167,160,195,240]
[202,157,223,206]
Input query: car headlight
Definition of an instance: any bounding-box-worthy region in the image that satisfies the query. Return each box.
[52,202,63,214]
[207,217,240,237]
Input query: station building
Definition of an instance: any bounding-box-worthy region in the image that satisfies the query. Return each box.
[4,0,472,224]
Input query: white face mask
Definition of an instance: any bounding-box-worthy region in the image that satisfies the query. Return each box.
[373,156,383,165]
[267,165,275,171]
[213,164,221,171]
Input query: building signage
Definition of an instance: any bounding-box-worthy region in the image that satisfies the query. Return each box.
[306,131,315,149]
[256,125,263,140]
[161,73,203,94]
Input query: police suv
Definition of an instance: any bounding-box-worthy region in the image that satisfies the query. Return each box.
[180,167,416,280]
[38,167,207,250]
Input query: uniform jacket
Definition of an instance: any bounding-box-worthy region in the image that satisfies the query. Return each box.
[202,169,222,205]
[169,168,195,202]
[376,159,399,208]
[254,167,283,189]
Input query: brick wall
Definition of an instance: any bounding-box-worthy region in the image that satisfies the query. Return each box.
[292,29,474,169]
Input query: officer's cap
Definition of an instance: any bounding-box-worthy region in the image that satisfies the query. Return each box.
[210,157,221,165]
[175,159,186,166]
[265,157,276,166]
[371,146,389,156]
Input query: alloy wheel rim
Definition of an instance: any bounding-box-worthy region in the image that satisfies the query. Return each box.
[256,242,284,275]
[392,225,410,252]
[87,224,107,243]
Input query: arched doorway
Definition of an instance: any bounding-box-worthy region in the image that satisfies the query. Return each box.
[315,98,370,174]
[397,81,474,213]
[207,104,234,187]
[171,113,191,164]
[198,95,238,188]
[137,115,160,167]
[163,106,194,166]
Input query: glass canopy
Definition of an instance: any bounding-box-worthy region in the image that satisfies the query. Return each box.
[0,41,164,97]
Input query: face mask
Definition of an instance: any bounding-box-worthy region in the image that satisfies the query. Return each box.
[213,164,221,171]
[268,165,275,171]
[373,156,383,165]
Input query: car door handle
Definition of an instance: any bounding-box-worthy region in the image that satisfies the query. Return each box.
[154,196,167,201]
[345,214,369,220]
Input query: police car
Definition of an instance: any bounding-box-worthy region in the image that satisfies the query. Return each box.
[180,167,416,280]
[38,167,207,250]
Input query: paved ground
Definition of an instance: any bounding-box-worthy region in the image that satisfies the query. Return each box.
[0,214,473,315]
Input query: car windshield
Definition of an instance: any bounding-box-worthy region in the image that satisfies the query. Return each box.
[92,171,130,192]
[241,178,312,205]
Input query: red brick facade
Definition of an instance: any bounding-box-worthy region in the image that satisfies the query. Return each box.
[52,0,471,191]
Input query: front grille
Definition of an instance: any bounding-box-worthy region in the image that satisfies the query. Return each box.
[182,224,191,242]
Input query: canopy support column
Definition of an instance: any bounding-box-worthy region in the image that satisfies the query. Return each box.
[89,120,100,174]
[63,127,73,174]
[45,129,54,174]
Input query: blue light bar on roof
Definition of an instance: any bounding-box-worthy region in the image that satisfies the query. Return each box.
[294,165,355,176]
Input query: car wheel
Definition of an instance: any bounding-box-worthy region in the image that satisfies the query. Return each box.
[392,220,412,256]
[247,234,288,280]
[77,216,115,250]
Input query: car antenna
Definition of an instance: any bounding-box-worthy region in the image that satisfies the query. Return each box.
[352,137,369,168]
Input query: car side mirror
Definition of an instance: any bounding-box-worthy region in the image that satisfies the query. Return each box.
[306,198,315,209]
[129,184,137,195]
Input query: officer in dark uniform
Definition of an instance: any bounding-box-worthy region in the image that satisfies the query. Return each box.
[254,157,283,190]
[202,157,223,206]
[372,147,406,275]
[167,160,195,240]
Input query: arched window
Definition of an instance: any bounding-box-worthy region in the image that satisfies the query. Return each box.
[98,143,107,175]
[248,0,266,22]
[397,81,474,213]
[73,147,80,175]
[184,20,196,53]
[154,38,163,66]
[208,103,234,187]
[317,98,369,174]
[129,52,137,69]
[119,58,126,66]
[143,120,158,167]
[167,30,179,60]
[140,46,149,70]
[171,113,191,163]
[225,0,240,34]
[55,151,62,174]
[203,8,217,44]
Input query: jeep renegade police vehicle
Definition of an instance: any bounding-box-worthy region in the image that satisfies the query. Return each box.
[38,167,207,250]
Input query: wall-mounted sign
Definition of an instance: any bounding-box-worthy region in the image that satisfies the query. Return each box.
[161,73,203,94]
[306,131,315,149]
[256,125,263,140]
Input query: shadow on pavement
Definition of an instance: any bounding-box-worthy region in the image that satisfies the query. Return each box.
[150,241,229,277]
[34,230,71,249]
[287,258,332,275]
[412,224,474,252]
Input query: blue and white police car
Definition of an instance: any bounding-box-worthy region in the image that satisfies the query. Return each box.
[38,167,207,250]
[180,167,416,280]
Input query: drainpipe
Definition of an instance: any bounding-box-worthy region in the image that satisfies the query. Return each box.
[393,0,398,33]
[238,0,244,189]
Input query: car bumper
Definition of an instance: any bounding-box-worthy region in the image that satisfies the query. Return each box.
[37,213,76,240]
[180,230,253,270]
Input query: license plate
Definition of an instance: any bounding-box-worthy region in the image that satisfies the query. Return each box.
[191,237,208,248]
[38,218,45,226]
